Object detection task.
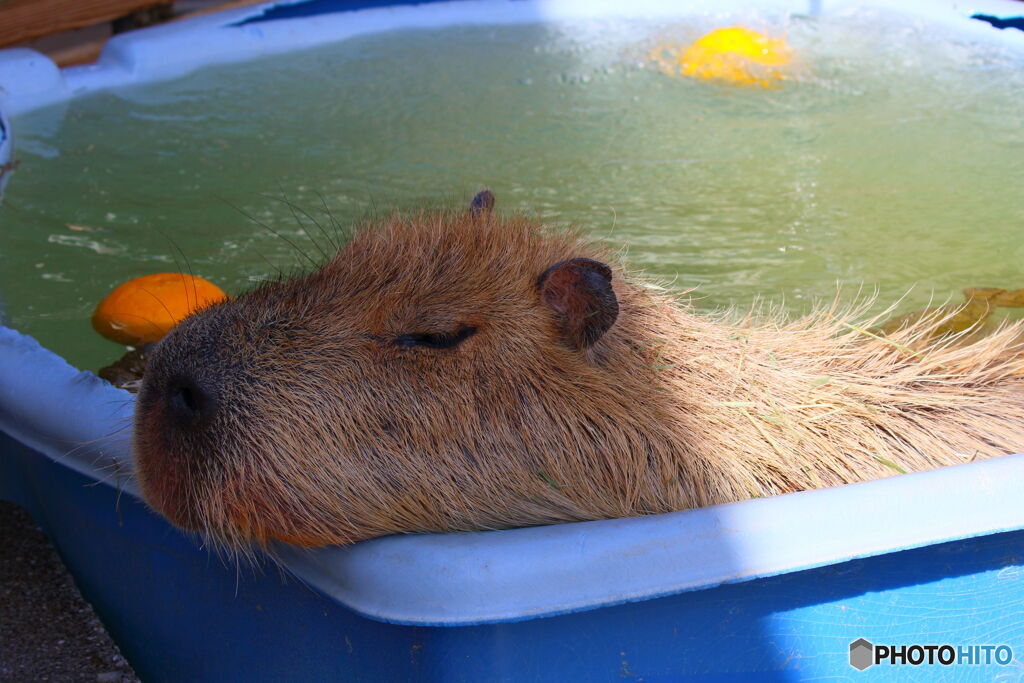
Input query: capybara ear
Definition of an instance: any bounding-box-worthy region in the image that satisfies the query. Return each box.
[469,189,495,218]
[537,258,619,349]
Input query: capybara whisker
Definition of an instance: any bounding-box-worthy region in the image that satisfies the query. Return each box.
[266,188,333,258]
[219,196,321,270]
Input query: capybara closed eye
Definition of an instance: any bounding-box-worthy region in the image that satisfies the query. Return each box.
[133,191,1024,548]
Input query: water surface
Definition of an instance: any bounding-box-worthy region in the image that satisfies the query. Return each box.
[2,9,1023,369]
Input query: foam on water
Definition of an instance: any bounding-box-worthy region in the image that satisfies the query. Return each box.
[1,8,1023,369]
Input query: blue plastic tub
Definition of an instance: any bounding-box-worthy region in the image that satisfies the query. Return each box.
[3,1,1024,680]
[0,108,11,199]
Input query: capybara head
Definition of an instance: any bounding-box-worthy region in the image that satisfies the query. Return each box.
[134,193,695,547]
[134,191,1024,549]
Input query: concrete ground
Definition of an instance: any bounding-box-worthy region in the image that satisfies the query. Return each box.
[0,501,139,682]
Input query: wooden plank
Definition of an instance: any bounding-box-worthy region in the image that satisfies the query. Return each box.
[48,36,109,68]
[0,0,172,48]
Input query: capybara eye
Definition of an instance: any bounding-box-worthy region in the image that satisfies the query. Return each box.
[394,326,477,350]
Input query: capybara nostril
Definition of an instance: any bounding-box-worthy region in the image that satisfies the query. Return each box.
[166,377,216,426]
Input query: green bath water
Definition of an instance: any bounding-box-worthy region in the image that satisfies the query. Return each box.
[2,9,1023,371]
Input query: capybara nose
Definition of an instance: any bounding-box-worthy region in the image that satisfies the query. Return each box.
[166,377,217,426]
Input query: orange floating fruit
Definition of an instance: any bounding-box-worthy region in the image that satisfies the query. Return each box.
[653,27,793,88]
[92,273,227,346]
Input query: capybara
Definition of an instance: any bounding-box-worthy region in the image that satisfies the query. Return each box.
[133,192,1024,549]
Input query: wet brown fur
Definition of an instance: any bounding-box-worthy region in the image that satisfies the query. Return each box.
[134,205,1024,549]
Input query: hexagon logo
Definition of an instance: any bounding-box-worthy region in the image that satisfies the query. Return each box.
[849,638,874,671]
